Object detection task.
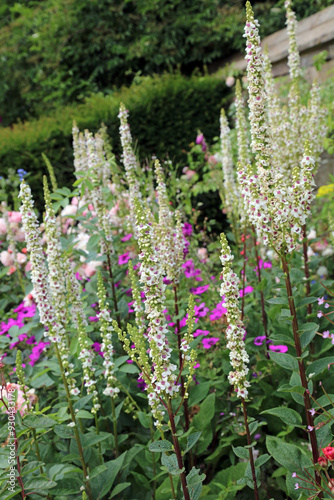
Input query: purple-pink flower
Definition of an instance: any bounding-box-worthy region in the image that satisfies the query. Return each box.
[269,344,288,353]
[239,286,254,298]
[191,285,209,295]
[194,302,209,318]
[118,252,131,265]
[202,337,219,349]
[254,335,266,346]
[182,223,192,237]
[121,233,133,242]
[193,329,210,338]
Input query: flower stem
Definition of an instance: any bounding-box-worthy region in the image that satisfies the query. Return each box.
[54,345,93,500]
[173,285,190,431]
[111,398,119,457]
[281,253,322,496]
[241,398,259,500]
[150,417,156,500]
[241,229,247,322]
[166,399,190,500]
[106,252,121,328]
[95,413,103,465]
[252,225,268,357]
[302,224,312,318]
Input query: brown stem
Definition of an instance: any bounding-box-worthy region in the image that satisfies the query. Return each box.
[241,399,259,500]
[281,254,322,496]
[54,346,93,500]
[167,400,190,500]
[302,225,312,317]
[252,225,269,358]
[106,252,121,328]
[241,231,247,322]
[173,285,190,431]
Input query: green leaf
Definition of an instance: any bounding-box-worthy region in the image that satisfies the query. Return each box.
[109,482,131,498]
[277,384,305,395]
[73,394,92,410]
[267,297,289,305]
[23,415,56,429]
[161,453,184,475]
[295,297,318,309]
[119,363,139,374]
[261,407,302,426]
[266,435,312,472]
[21,461,45,476]
[232,445,249,460]
[188,381,211,406]
[75,409,94,419]
[24,478,57,490]
[87,234,100,251]
[184,431,202,454]
[94,453,127,500]
[138,411,151,429]
[269,352,298,371]
[149,440,173,452]
[192,393,215,429]
[254,454,270,468]
[186,467,205,500]
[82,432,110,448]
[306,357,334,377]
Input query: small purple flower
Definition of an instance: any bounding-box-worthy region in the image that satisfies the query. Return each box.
[318,297,325,305]
[193,329,210,338]
[194,302,209,318]
[191,285,209,295]
[254,433,261,440]
[323,330,330,339]
[118,252,131,265]
[254,335,266,346]
[182,223,192,237]
[269,344,288,353]
[121,233,132,242]
[317,311,323,318]
[239,286,254,297]
[202,337,219,349]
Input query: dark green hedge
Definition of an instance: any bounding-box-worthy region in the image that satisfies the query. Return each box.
[0,73,230,205]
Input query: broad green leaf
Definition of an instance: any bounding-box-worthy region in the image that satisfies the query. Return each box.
[24,478,56,490]
[269,352,298,371]
[261,407,302,426]
[306,357,334,377]
[184,432,202,454]
[254,454,270,468]
[138,411,151,429]
[149,440,173,452]
[95,453,127,499]
[267,297,289,305]
[295,297,318,309]
[232,445,249,460]
[277,384,305,395]
[21,461,45,476]
[192,393,215,429]
[23,415,56,429]
[266,435,312,472]
[186,467,205,500]
[161,453,184,475]
[109,482,131,498]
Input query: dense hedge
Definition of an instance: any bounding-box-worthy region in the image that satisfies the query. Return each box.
[0,73,230,204]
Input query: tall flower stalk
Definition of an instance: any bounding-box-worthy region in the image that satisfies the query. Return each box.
[241,2,322,490]
[220,233,258,499]
[19,180,93,500]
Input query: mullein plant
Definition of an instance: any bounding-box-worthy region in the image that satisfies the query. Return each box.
[19,179,94,499]
[220,233,259,499]
[114,196,196,500]
[153,159,191,429]
[118,103,142,236]
[240,1,322,490]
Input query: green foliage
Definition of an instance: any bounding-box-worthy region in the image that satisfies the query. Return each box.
[0,72,229,209]
[1,0,333,125]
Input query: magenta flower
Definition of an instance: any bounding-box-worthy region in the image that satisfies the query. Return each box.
[239,286,254,298]
[182,223,193,237]
[118,252,131,265]
[191,285,209,295]
[254,335,266,346]
[121,233,133,241]
[194,363,200,369]
[209,300,227,321]
[163,278,173,285]
[202,337,219,349]
[269,344,288,353]
[193,329,210,338]
[88,315,99,322]
[29,341,50,366]
[194,302,209,318]
[128,300,135,313]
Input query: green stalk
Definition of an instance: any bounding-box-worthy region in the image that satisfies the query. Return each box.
[54,345,93,500]
[95,414,103,465]
[111,398,119,457]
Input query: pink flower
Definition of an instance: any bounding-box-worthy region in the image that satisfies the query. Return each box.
[317,311,323,318]
[24,261,32,273]
[194,302,209,318]
[318,297,325,305]
[193,329,210,338]
[17,252,27,264]
[121,234,133,242]
[118,252,131,265]
[194,363,200,369]
[8,211,22,224]
[0,250,15,267]
[191,285,209,295]
[0,218,7,235]
[239,286,254,297]
[185,170,196,180]
[182,223,192,237]
[202,337,219,349]
[254,336,266,346]
[269,345,288,353]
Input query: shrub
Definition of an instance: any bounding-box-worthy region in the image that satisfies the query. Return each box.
[0,73,230,207]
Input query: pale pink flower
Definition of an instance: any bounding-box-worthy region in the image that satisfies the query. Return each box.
[25,261,32,273]
[197,248,208,262]
[185,170,196,180]
[61,205,77,217]
[14,229,26,242]
[225,76,235,87]
[0,218,7,235]
[0,250,15,267]
[8,211,22,224]
[17,252,27,264]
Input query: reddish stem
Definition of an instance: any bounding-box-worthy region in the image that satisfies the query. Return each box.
[302,225,312,318]
[241,231,247,322]
[242,398,259,500]
[173,285,190,431]
[252,225,269,357]
[167,399,190,500]
[281,254,322,497]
